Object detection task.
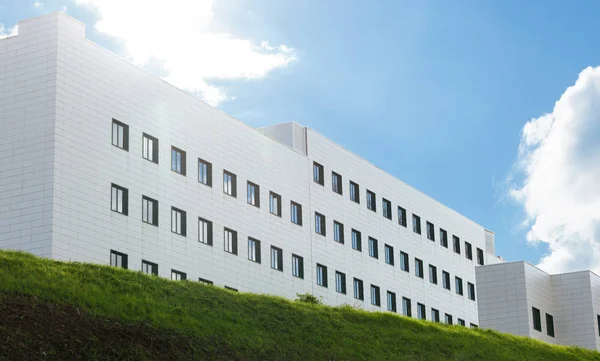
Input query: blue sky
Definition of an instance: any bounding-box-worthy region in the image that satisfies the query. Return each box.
[3,0,600,272]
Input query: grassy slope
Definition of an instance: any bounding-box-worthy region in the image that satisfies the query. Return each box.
[0,250,598,361]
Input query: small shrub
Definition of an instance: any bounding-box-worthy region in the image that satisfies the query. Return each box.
[295,293,322,305]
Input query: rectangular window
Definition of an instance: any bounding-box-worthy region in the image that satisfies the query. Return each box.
[315,212,326,236]
[465,242,473,260]
[431,308,440,323]
[477,248,484,265]
[468,282,476,301]
[247,181,260,207]
[366,190,377,212]
[248,238,261,263]
[333,221,344,244]
[453,236,461,254]
[292,254,304,279]
[415,258,424,278]
[198,278,213,285]
[112,119,129,150]
[291,201,303,226]
[546,314,555,337]
[110,250,128,269]
[351,229,362,251]
[370,285,381,306]
[198,217,212,244]
[445,314,453,325]
[332,172,342,195]
[353,278,364,300]
[384,244,394,265]
[335,271,346,294]
[142,196,158,226]
[442,271,451,290]
[368,237,379,259]
[316,264,328,287]
[269,192,282,217]
[426,222,435,241]
[171,269,187,281]
[382,198,392,220]
[224,228,238,255]
[225,286,238,292]
[111,184,128,215]
[532,307,542,332]
[198,158,212,186]
[458,319,466,326]
[429,264,438,284]
[142,133,158,163]
[349,181,360,203]
[223,170,237,197]
[171,207,186,236]
[171,146,186,175]
[440,229,448,248]
[455,277,463,296]
[271,246,283,271]
[417,303,426,320]
[470,324,478,329]
[141,260,158,275]
[400,251,410,272]
[402,297,412,317]
[412,214,421,234]
[598,315,600,337]
[387,291,397,312]
[398,206,407,227]
[313,162,324,185]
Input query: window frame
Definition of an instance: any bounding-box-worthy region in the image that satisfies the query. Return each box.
[269,192,282,217]
[384,244,394,265]
[453,235,461,254]
[426,222,435,241]
[171,207,187,236]
[170,146,186,176]
[224,228,238,255]
[382,198,392,220]
[141,260,158,275]
[335,271,347,294]
[270,246,283,271]
[445,314,453,325]
[429,264,438,284]
[412,214,421,234]
[142,195,158,226]
[402,297,412,317]
[455,277,464,296]
[532,307,542,332]
[247,181,260,208]
[368,237,379,259]
[111,183,128,215]
[440,228,448,248]
[349,181,360,203]
[415,258,424,278]
[333,221,344,244]
[465,242,473,260]
[248,238,261,263]
[313,162,324,185]
[353,278,364,300]
[398,206,407,227]
[291,201,303,226]
[198,158,213,186]
[417,303,426,320]
[366,190,377,212]
[171,269,187,281]
[351,229,362,251]
[477,248,485,265]
[110,250,128,269]
[468,282,476,301]
[400,251,410,272]
[197,217,213,245]
[442,271,451,290]
[316,264,328,288]
[332,171,343,195]
[292,254,304,279]
[198,277,214,285]
[431,308,440,323]
[546,313,555,337]
[315,212,326,236]
[370,284,381,307]
[223,170,237,197]
[142,133,158,163]
[111,119,129,151]
[387,291,397,312]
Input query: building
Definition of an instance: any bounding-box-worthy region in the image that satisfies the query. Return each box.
[0,13,498,326]
[476,261,600,350]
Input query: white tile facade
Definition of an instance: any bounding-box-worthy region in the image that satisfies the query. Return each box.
[1,13,495,326]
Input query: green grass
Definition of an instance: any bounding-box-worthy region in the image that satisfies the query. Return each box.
[0,250,598,361]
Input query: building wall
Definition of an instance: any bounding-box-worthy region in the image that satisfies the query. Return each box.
[522,262,555,344]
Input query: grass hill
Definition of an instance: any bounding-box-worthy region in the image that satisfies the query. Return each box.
[0,250,598,361]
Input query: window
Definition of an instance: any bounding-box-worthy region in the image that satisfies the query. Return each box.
[171,207,187,236]
[417,303,426,320]
[465,242,473,260]
[445,314,453,325]
[224,228,238,255]
[142,260,158,275]
[398,206,407,227]
[316,264,328,287]
[453,236,461,254]
[532,307,542,332]
[292,254,304,279]
[171,146,186,175]
[313,162,324,185]
[412,214,421,234]
[111,184,128,215]
[198,158,212,186]
[402,297,412,317]
[470,323,478,329]
[597,315,600,337]
[368,237,379,259]
[315,212,326,236]
[426,222,435,241]
[440,229,448,248]
[415,258,424,278]
[223,170,237,197]
[291,201,302,226]
[370,285,381,306]
[468,282,476,301]
[477,248,484,265]
[142,196,158,226]
[382,198,392,220]
[198,278,213,285]
[387,291,397,312]
[171,269,187,281]
[429,264,438,284]
[110,250,128,269]
[269,192,282,217]
[333,221,344,244]
[442,271,451,290]
[384,244,394,265]
[400,252,410,272]
[351,229,362,251]
[546,314,555,337]
[112,119,129,150]
[225,286,238,292]
[366,190,376,212]
[457,319,466,326]
[349,181,360,203]
[142,133,158,163]
[247,181,260,207]
[332,172,342,195]
[431,308,440,323]
[197,217,213,245]
[353,278,364,300]
[271,246,283,271]
[248,238,261,263]
[335,271,346,294]
[455,277,463,296]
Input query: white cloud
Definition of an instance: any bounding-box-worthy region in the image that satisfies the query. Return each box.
[76,0,296,106]
[34,1,44,9]
[61,5,68,12]
[0,23,18,39]
[510,66,600,275]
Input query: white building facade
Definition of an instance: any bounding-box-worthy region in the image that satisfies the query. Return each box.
[1,13,497,326]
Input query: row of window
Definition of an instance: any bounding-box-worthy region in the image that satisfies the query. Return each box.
[313,161,486,266]
[532,307,555,338]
